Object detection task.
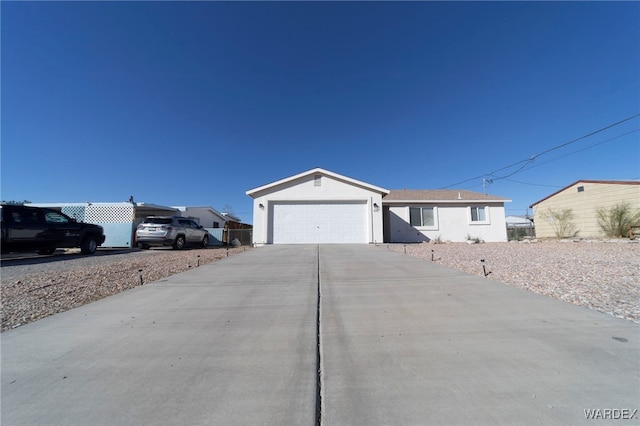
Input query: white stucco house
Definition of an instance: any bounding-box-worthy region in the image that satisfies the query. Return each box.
[247,168,511,245]
[383,189,510,243]
[171,206,228,229]
[246,168,388,244]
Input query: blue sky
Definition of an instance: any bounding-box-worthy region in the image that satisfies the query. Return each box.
[2,1,639,224]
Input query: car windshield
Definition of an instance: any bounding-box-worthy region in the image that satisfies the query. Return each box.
[144,218,172,225]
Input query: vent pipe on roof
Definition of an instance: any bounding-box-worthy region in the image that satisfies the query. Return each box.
[457,192,462,200]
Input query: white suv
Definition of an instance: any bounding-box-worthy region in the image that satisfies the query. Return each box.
[136,216,209,250]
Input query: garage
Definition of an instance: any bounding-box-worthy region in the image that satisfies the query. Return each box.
[269,201,368,244]
[247,168,388,245]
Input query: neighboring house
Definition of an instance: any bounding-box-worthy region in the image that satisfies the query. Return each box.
[172,206,228,229]
[26,202,248,247]
[530,180,640,238]
[27,202,179,248]
[173,206,240,246]
[383,190,511,243]
[246,168,511,245]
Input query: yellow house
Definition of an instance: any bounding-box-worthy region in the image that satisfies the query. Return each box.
[530,180,640,238]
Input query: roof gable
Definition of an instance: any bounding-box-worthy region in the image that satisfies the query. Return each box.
[383,189,510,203]
[529,180,640,207]
[246,168,389,198]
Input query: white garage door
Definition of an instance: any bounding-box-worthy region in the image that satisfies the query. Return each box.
[269,201,368,244]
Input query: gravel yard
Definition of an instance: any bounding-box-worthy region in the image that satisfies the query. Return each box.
[2,241,639,332]
[1,247,248,331]
[382,240,640,323]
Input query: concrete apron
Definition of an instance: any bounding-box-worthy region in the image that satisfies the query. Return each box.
[319,245,639,426]
[2,245,638,426]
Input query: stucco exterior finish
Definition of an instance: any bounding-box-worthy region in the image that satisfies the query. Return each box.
[386,203,509,243]
[531,181,640,238]
[247,169,387,245]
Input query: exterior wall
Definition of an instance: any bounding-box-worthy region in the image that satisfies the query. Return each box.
[532,182,640,238]
[251,173,384,245]
[386,203,508,243]
[173,207,227,229]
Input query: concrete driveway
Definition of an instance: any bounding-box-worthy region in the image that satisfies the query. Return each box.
[2,245,638,425]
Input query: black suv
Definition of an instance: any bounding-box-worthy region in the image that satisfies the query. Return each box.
[1,205,106,255]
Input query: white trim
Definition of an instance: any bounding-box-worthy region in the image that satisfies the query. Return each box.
[383,199,511,204]
[468,205,491,225]
[246,168,389,197]
[408,206,439,231]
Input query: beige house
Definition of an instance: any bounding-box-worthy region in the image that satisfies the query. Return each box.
[530,180,640,238]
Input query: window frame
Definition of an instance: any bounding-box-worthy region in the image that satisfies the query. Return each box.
[408,206,438,230]
[468,206,490,225]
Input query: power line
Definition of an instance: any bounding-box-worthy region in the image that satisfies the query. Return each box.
[517,128,639,172]
[534,115,639,158]
[439,114,640,189]
[502,179,564,188]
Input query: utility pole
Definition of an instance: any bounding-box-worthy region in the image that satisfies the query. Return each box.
[482,178,493,194]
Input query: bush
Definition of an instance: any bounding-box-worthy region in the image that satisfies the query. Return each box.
[596,202,640,238]
[465,234,483,244]
[543,208,578,239]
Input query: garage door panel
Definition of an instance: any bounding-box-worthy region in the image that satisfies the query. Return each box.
[270,202,367,244]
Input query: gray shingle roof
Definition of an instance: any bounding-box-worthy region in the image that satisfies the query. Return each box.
[383,189,510,202]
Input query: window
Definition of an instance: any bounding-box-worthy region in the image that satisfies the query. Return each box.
[577,186,584,192]
[469,206,488,223]
[144,217,172,225]
[213,221,220,228]
[44,211,69,224]
[314,175,322,187]
[409,207,435,227]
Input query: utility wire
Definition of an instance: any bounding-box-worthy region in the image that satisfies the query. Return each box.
[516,128,639,172]
[502,179,564,188]
[439,113,640,189]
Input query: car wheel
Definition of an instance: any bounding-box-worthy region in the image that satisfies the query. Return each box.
[81,235,98,255]
[138,243,150,250]
[201,234,209,248]
[173,235,185,250]
[38,248,56,255]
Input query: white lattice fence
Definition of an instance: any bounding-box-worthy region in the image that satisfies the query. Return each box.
[61,205,86,222]
[85,204,136,247]
[85,204,135,223]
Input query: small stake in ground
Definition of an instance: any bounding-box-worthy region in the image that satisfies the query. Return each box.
[431,249,441,261]
[138,269,144,285]
[481,259,492,277]
[197,255,201,267]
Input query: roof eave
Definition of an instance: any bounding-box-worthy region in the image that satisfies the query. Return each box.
[529,179,640,207]
[246,167,390,197]
[382,199,511,204]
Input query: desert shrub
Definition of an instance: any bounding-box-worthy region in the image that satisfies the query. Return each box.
[596,202,640,238]
[465,234,483,244]
[543,208,578,239]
